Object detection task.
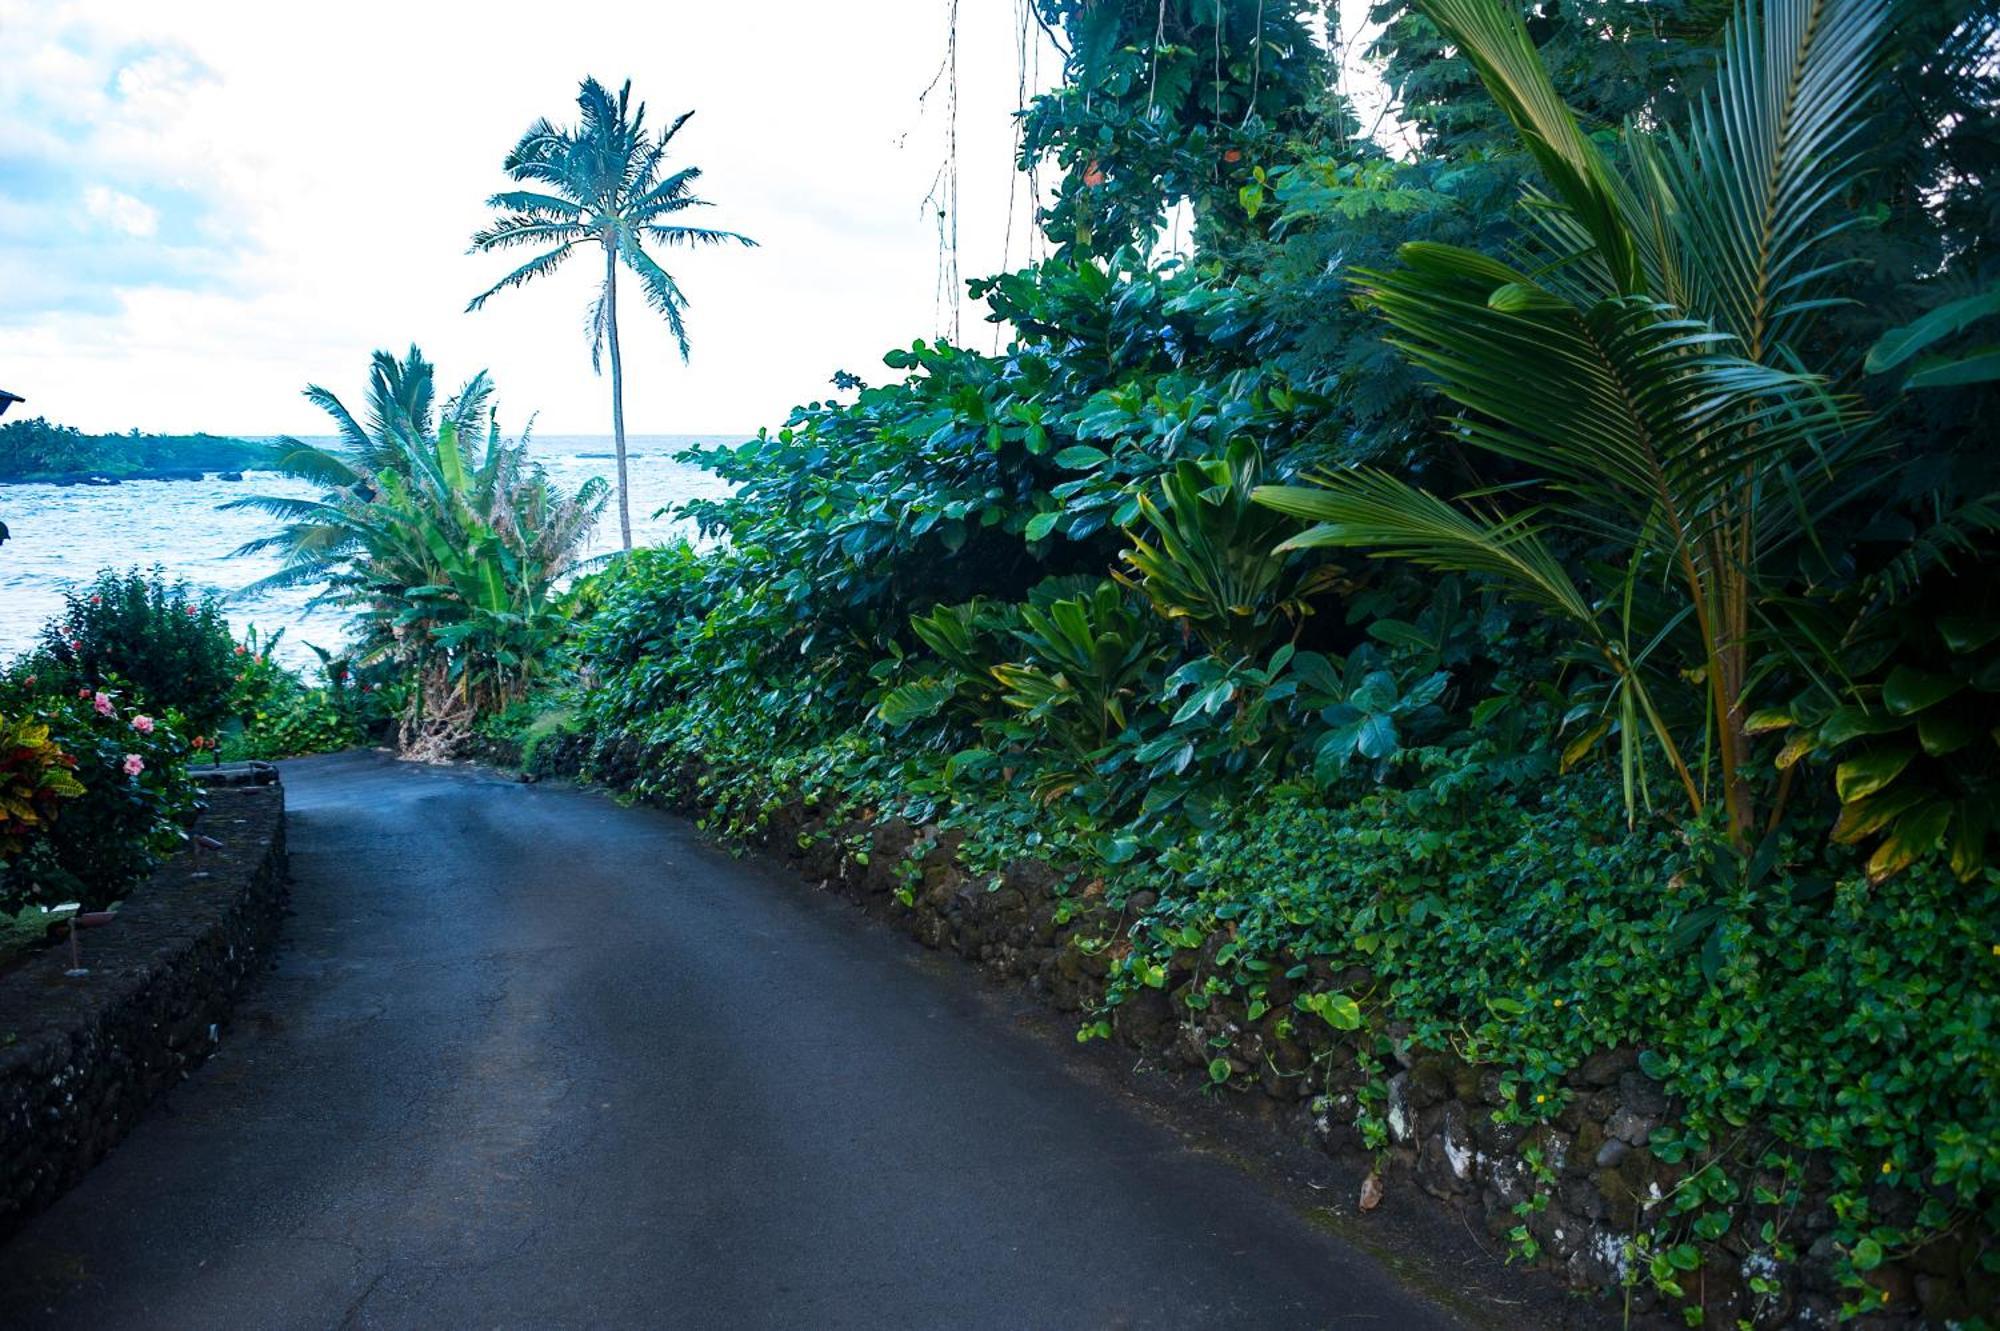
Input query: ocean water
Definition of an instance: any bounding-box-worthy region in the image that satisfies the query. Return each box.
[0,434,739,672]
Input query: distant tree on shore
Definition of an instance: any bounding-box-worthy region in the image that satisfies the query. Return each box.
[467,77,754,550]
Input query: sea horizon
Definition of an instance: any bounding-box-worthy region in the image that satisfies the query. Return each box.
[0,433,745,670]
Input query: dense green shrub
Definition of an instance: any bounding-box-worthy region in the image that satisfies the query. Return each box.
[221,684,363,761]
[216,630,370,760]
[478,0,1999,1317]
[1139,780,2000,1232]
[36,568,239,735]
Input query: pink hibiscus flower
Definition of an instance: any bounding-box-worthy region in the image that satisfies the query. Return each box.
[122,754,145,777]
[131,714,156,734]
[93,692,115,717]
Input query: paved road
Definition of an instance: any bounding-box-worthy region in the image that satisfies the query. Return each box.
[0,750,1475,1329]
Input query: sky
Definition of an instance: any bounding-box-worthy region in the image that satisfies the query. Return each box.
[0,1,1386,439]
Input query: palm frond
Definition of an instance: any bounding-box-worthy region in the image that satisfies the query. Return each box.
[466,243,580,313]
[468,216,593,254]
[642,223,758,250]
[620,241,692,358]
[1416,0,1644,293]
[1357,244,1841,551]
[1661,0,1891,361]
[1255,469,1601,628]
[480,190,585,219]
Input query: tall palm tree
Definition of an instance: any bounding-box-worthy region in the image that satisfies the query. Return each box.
[467,77,754,550]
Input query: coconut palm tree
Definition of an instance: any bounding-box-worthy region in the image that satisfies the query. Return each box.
[467,76,754,550]
[1253,0,1891,849]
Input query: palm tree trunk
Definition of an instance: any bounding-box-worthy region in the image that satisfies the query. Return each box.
[604,242,633,551]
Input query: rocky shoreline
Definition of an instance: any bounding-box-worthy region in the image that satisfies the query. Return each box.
[0,467,265,487]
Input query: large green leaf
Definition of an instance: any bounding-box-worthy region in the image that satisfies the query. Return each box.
[1816,705,1905,746]
[876,678,959,728]
[1904,347,2000,390]
[1865,286,2000,373]
[1882,666,1963,716]
[1834,747,1915,803]
[1917,708,1979,758]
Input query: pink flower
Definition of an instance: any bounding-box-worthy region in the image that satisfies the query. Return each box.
[184,605,196,617]
[23,675,36,687]
[77,688,93,699]
[93,692,114,717]
[131,714,155,734]
[90,595,102,605]
[70,641,83,652]
[122,754,145,777]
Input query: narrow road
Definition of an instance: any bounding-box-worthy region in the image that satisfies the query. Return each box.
[0,751,1479,1329]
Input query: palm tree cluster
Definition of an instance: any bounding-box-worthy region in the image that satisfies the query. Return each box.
[228,347,608,758]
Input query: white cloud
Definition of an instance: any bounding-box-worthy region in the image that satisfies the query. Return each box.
[0,1,1388,439]
[84,185,159,237]
[0,0,1063,438]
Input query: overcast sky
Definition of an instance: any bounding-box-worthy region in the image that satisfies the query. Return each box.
[1,1,1384,439]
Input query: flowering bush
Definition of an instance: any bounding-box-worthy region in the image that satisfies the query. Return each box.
[36,568,238,735]
[0,673,200,913]
[218,628,369,759]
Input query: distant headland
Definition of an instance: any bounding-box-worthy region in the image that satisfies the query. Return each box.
[0,416,278,485]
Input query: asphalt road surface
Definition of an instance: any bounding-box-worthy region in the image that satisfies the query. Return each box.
[0,749,1484,1329]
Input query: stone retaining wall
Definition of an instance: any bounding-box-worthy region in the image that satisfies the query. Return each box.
[561,734,1989,1330]
[0,782,287,1241]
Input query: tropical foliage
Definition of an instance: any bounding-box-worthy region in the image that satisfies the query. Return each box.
[0,669,199,914]
[228,347,607,758]
[35,568,241,735]
[0,416,272,482]
[137,2,1992,1319]
[0,712,83,859]
[214,629,374,761]
[470,0,2000,1321]
[467,76,754,549]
